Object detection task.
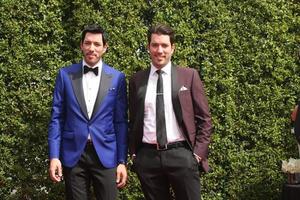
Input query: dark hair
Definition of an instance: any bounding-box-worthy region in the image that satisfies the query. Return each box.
[147,23,175,45]
[81,24,107,45]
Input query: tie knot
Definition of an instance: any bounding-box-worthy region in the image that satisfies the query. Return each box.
[156,70,162,75]
[84,65,98,76]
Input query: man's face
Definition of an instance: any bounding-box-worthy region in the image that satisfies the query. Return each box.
[148,33,175,69]
[80,32,107,67]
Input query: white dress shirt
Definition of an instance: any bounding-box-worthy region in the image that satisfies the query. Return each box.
[143,62,185,144]
[82,60,102,139]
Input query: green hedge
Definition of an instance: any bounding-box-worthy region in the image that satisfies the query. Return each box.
[0,0,299,199]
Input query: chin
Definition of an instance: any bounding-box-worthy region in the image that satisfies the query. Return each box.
[157,63,166,68]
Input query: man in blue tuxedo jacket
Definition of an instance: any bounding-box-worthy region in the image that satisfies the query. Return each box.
[48,24,128,200]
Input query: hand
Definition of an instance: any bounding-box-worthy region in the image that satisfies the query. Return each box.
[291,105,298,122]
[49,158,63,183]
[194,154,202,163]
[116,164,127,188]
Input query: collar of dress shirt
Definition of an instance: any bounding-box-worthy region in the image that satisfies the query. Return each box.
[150,61,172,76]
[82,59,103,72]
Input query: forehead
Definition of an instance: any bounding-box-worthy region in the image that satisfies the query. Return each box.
[83,32,103,42]
[150,34,171,44]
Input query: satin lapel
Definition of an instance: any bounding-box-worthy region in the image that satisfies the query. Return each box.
[91,67,112,119]
[69,64,89,120]
[171,64,183,123]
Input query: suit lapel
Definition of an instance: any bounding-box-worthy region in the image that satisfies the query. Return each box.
[69,63,89,120]
[91,64,113,119]
[171,64,183,124]
[137,69,150,102]
[136,68,150,128]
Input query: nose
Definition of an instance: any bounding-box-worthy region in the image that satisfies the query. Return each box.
[89,43,95,51]
[157,45,163,53]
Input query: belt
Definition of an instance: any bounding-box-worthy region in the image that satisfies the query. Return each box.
[142,141,188,151]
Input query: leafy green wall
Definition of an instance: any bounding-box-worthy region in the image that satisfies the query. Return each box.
[0,0,299,199]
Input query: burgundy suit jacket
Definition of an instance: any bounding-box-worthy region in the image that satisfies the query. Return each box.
[129,64,212,172]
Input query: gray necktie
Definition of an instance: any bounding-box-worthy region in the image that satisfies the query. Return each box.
[156,70,167,147]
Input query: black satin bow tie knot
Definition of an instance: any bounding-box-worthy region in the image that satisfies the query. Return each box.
[83,65,98,76]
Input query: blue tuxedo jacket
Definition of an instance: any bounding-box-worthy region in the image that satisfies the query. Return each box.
[48,61,128,168]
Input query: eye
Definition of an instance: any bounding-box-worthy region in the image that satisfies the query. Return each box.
[84,41,91,46]
[151,43,159,48]
[94,42,102,47]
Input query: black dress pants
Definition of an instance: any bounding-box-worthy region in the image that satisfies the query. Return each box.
[63,143,117,200]
[134,145,201,200]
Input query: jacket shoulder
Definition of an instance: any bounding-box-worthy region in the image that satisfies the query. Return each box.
[176,65,197,72]
[59,62,81,73]
[175,66,198,77]
[130,68,149,81]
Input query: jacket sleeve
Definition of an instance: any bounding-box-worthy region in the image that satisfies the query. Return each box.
[114,73,128,164]
[48,70,65,159]
[191,69,212,160]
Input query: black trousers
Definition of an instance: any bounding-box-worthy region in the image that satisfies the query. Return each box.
[63,143,117,200]
[134,145,201,200]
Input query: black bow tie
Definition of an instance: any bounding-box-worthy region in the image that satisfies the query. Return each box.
[83,65,98,76]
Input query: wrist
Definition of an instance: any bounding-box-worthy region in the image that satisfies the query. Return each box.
[118,161,126,165]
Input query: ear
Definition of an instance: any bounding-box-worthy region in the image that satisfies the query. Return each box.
[103,44,108,52]
[80,42,83,51]
[171,44,175,54]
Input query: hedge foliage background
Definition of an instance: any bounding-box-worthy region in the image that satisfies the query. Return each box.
[0,0,299,199]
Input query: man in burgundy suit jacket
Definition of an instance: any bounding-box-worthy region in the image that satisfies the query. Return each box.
[129,23,212,200]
